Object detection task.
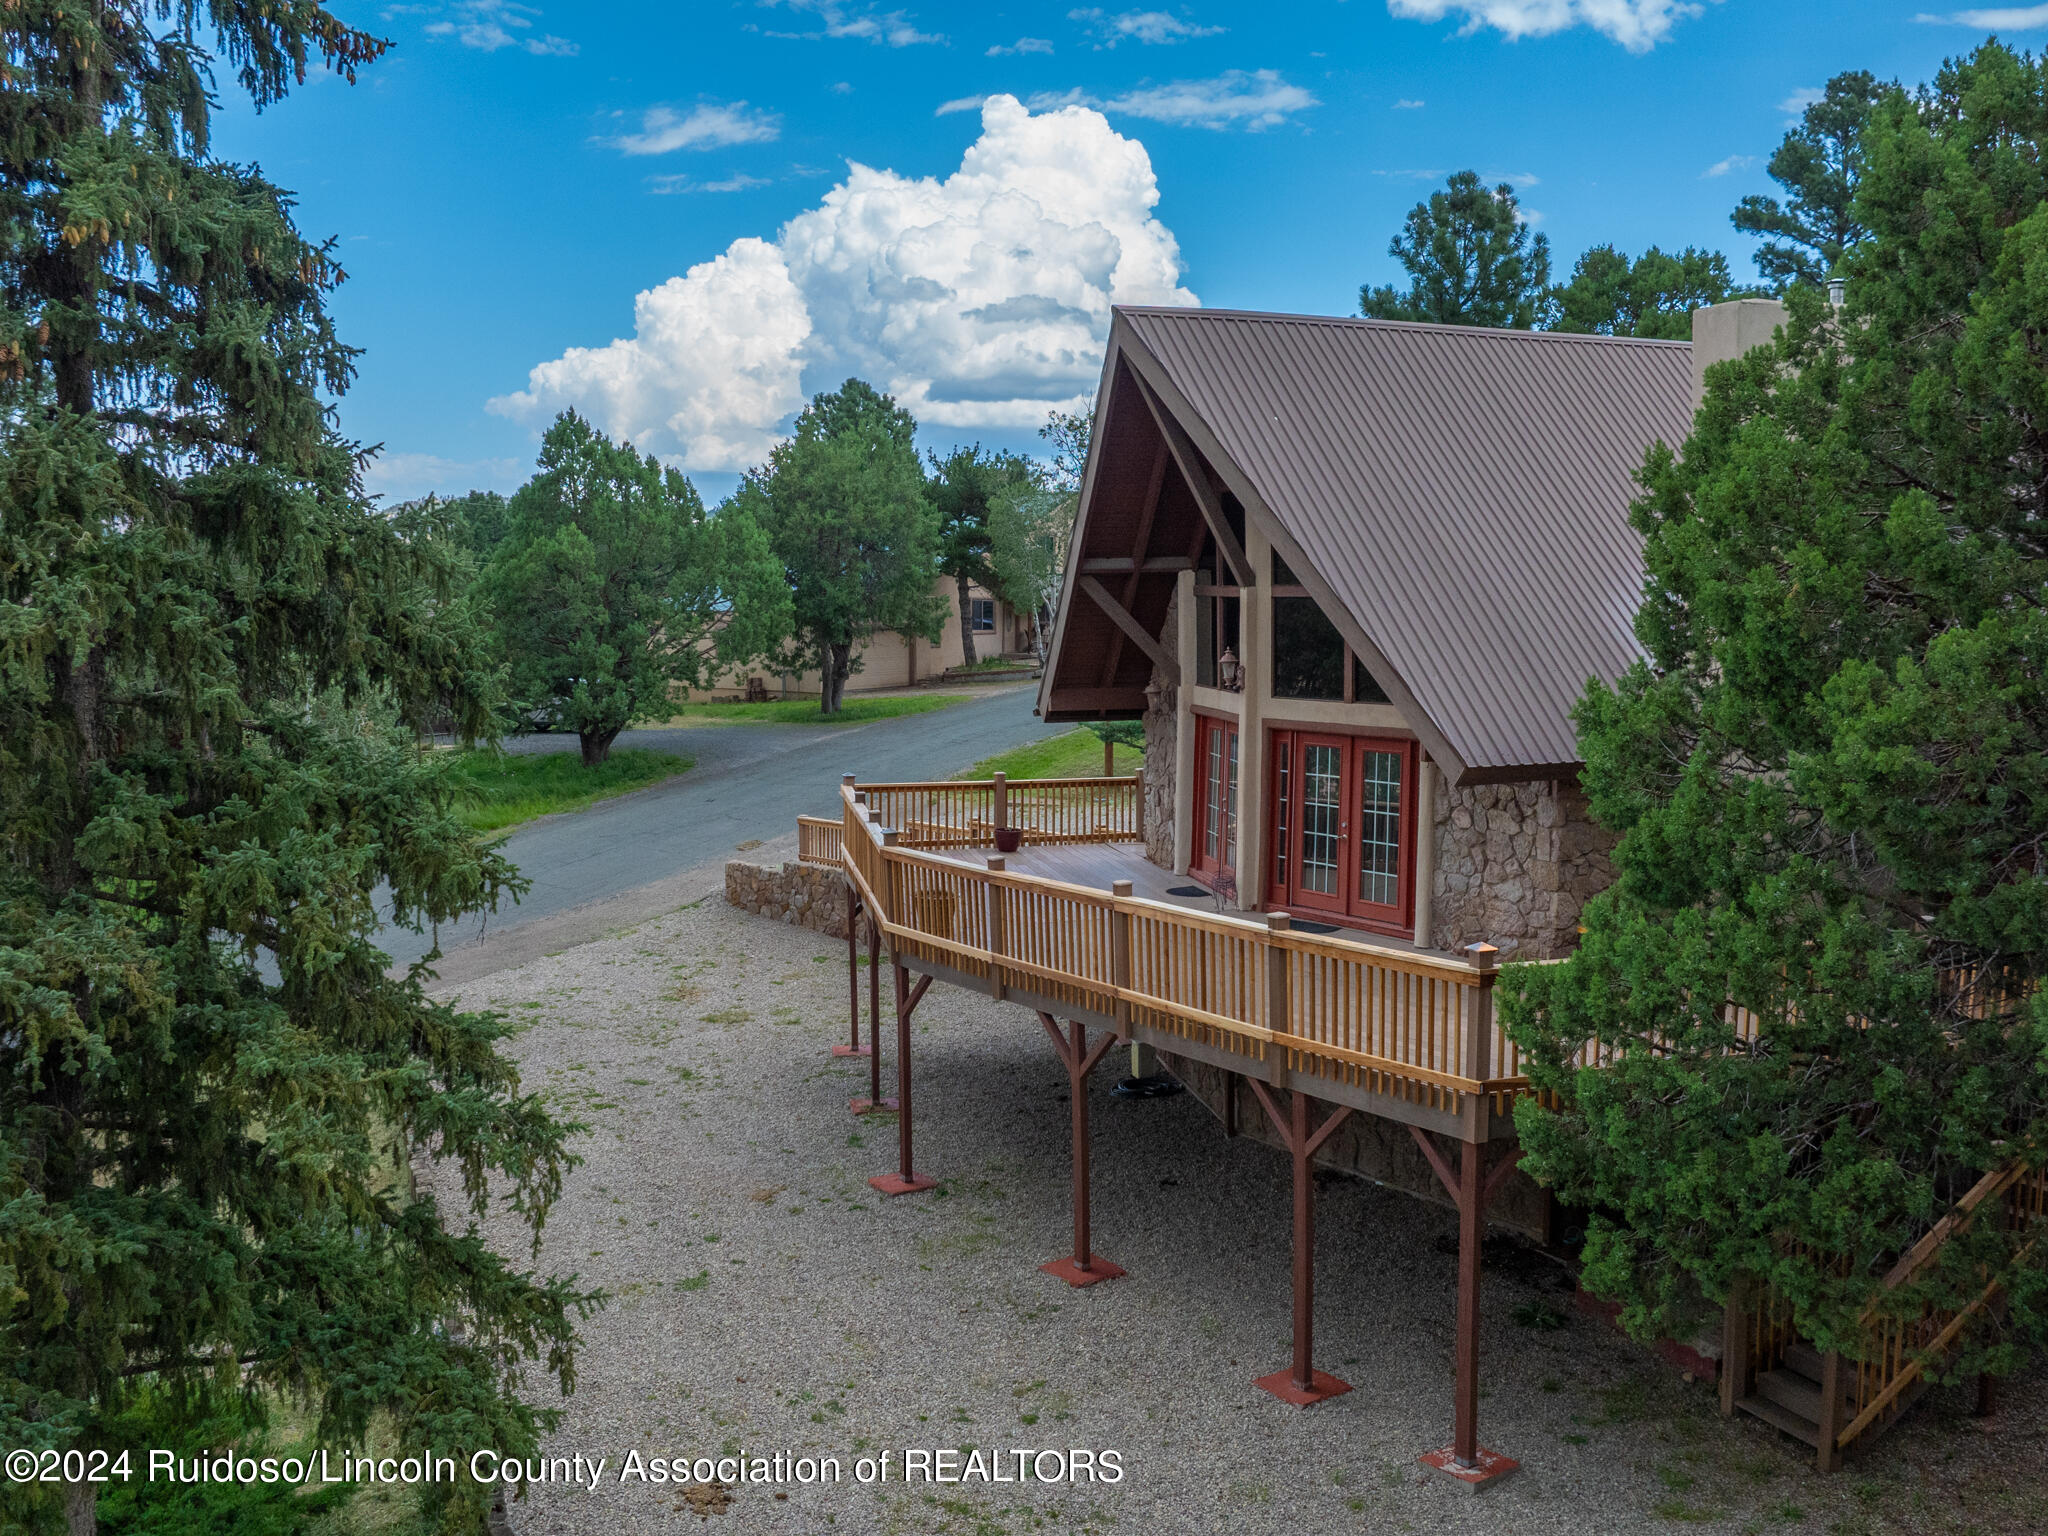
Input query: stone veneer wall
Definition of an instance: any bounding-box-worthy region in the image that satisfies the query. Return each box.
[1428,778,1617,960]
[724,859,850,940]
[1140,590,1179,868]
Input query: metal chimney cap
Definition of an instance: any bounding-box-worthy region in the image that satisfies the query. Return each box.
[1827,277,1846,307]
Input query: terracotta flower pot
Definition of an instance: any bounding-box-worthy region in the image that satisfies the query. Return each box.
[994,827,1023,854]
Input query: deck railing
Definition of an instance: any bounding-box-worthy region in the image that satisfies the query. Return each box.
[857,774,1141,848]
[836,777,1513,1115]
[1834,1157,2047,1451]
[797,814,843,868]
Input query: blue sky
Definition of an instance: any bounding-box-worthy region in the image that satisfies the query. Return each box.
[209,1,2042,504]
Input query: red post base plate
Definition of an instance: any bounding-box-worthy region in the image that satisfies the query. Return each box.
[1417,1445,1520,1492]
[849,1097,899,1114]
[832,1044,873,1058]
[1254,1368,1353,1406]
[868,1171,938,1196]
[1038,1254,1127,1288]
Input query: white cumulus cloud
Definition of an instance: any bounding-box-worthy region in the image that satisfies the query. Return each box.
[491,239,813,472]
[1777,86,1823,116]
[1701,153,1756,178]
[1385,0,1709,53]
[491,95,1196,470]
[611,102,782,156]
[989,36,1056,55]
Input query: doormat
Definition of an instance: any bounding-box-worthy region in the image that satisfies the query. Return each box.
[1166,885,1209,897]
[1290,920,1340,934]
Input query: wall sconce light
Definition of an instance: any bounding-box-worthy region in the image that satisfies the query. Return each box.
[1218,646,1243,692]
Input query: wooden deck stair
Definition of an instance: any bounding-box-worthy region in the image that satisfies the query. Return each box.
[1737,1341,1837,1449]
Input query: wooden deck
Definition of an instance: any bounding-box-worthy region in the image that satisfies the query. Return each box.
[819,778,1522,1142]
[798,774,2046,1478]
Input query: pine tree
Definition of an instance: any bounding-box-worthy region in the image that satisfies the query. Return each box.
[1504,43,2048,1373]
[1,10,597,1533]
[484,410,788,764]
[1549,244,1748,339]
[927,444,1035,667]
[1359,171,1551,329]
[735,380,944,713]
[1733,70,1889,292]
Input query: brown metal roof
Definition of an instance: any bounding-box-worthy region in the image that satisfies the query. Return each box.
[1113,306,1695,776]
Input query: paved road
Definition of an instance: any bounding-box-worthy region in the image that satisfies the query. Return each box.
[382,687,1063,972]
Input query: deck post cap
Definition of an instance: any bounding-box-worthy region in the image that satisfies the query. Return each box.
[1111,879,1134,896]
[1466,941,1499,971]
[1267,912,1292,931]
[987,856,1006,872]
[854,790,867,805]
[881,829,899,846]
[842,773,856,785]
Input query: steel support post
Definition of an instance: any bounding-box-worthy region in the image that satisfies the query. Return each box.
[1247,1079,1352,1406]
[834,889,870,1058]
[868,963,935,1196]
[1037,1014,1125,1287]
[850,916,896,1113]
[1412,1123,1522,1491]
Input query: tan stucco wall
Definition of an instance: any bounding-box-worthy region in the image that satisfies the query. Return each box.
[705,578,1024,699]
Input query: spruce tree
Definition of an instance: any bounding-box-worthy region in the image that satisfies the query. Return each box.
[1504,43,2048,1374]
[1,9,595,1533]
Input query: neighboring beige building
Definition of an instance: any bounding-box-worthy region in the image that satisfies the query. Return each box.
[708,576,1035,700]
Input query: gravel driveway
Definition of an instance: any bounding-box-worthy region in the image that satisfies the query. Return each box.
[422,899,2048,1536]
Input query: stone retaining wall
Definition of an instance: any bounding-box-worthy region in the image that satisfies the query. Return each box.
[724,859,850,939]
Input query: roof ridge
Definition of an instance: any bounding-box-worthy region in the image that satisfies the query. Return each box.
[1116,304,1693,350]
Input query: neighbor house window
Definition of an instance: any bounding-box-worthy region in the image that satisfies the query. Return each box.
[969,597,995,632]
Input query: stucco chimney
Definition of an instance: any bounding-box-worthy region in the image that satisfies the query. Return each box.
[1690,297,1790,406]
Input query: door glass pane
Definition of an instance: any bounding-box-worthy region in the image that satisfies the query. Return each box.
[1300,745,1342,895]
[1224,730,1238,865]
[1274,742,1290,889]
[1358,749,1403,907]
[1204,728,1222,861]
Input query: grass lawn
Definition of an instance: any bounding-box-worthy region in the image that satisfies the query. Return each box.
[443,747,693,833]
[957,727,1144,781]
[648,693,966,727]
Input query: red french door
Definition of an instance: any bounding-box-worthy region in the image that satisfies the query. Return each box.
[1267,731,1417,934]
[1192,714,1239,879]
